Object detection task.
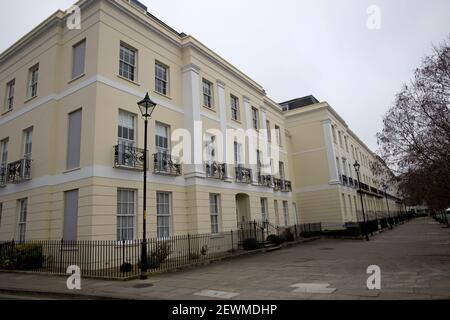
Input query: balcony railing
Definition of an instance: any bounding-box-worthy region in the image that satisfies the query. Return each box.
[114,144,146,171]
[273,178,282,191]
[153,152,182,176]
[274,178,292,192]
[7,158,32,184]
[348,177,354,186]
[206,162,227,180]
[257,173,274,188]
[235,166,252,184]
[0,165,7,187]
[342,175,348,186]
[281,179,292,192]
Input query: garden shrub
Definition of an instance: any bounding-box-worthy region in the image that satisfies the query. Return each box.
[150,242,171,263]
[0,243,44,270]
[266,234,283,245]
[282,228,295,242]
[243,238,260,250]
[146,255,160,269]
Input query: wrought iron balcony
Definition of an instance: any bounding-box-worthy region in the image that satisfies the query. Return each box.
[235,166,252,184]
[258,173,274,188]
[206,162,227,180]
[348,177,354,186]
[0,165,7,187]
[114,144,146,170]
[274,178,292,192]
[153,152,182,176]
[273,178,282,191]
[7,158,32,184]
[281,179,292,192]
[342,175,348,186]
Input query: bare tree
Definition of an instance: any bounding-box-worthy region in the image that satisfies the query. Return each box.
[377,36,450,211]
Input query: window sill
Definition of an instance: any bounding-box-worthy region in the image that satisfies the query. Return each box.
[153,90,172,100]
[231,118,242,125]
[210,234,225,239]
[117,74,141,86]
[1,109,13,116]
[68,73,86,84]
[24,96,38,104]
[63,167,81,174]
[202,105,216,112]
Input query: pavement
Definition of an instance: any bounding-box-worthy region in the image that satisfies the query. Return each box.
[0,217,449,300]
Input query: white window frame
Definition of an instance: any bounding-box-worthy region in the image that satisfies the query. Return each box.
[155,61,169,96]
[72,39,86,79]
[266,120,271,142]
[234,141,243,165]
[252,107,259,129]
[1,138,8,165]
[117,189,136,241]
[261,198,268,223]
[230,95,239,121]
[332,125,337,144]
[17,198,28,242]
[202,78,214,108]
[23,127,33,159]
[5,79,15,111]
[119,43,137,82]
[283,201,289,226]
[28,64,39,98]
[155,122,170,153]
[279,161,285,179]
[156,191,172,239]
[205,134,216,162]
[274,200,279,226]
[118,110,136,145]
[209,193,221,234]
[275,125,282,146]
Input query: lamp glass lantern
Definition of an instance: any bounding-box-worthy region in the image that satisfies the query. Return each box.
[353,160,361,173]
[138,93,157,119]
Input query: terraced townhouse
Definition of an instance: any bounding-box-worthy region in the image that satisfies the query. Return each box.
[0,0,403,242]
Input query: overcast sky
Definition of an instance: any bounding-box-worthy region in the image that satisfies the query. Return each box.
[1,0,449,150]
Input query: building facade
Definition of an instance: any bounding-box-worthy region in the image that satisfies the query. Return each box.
[282,97,405,229]
[0,0,402,241]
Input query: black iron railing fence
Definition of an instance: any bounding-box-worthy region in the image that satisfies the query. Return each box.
[0,222,322,280]
[153,152,182,176]
[235,166,252,184]
[114,144,146,170]
[205,162,227,180]
[7,158,32,184]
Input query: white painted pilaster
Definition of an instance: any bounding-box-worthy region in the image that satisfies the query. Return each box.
[322,119,340,184]
[217,80,232,182]
[182,63,205,179]
[243,96,258,184]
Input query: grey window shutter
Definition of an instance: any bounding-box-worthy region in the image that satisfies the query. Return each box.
[72,40,86,79]
[67,109,82,169]
[63,189,79,241]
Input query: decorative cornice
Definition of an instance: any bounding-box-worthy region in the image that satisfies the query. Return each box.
[216,80,226,89]
[0,0,96,66]
[182,40,265,97]
[181,63,200,74]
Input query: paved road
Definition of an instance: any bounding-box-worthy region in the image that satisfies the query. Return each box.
[0,217,449,300]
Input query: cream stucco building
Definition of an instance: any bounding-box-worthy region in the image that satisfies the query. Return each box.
[0,0,402,241]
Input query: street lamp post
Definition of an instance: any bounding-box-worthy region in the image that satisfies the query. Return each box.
[137,93,157,280]
[353,161,369,241]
